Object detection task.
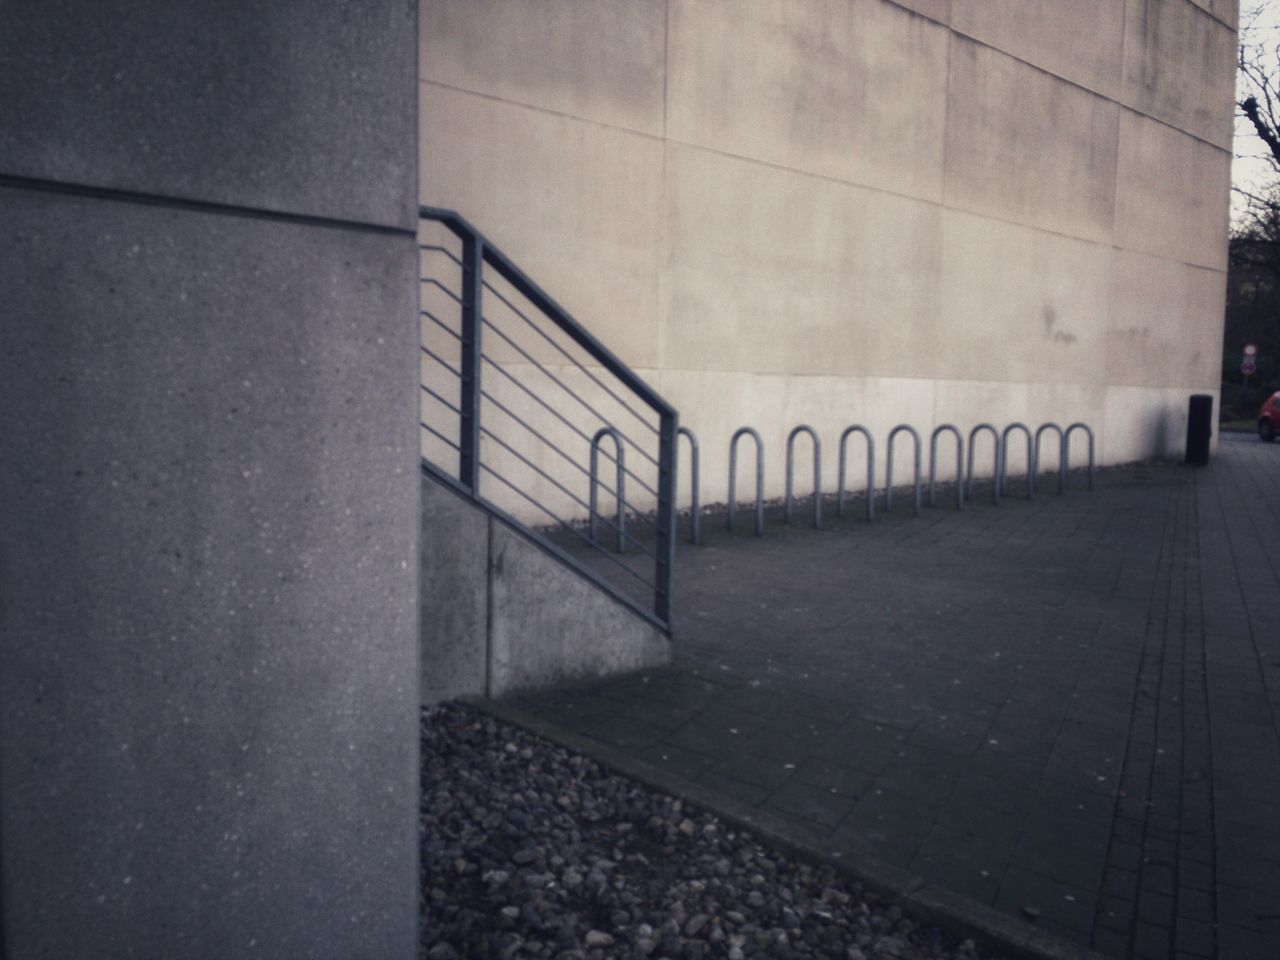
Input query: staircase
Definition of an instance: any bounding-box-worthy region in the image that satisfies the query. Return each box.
[417,208,678,700]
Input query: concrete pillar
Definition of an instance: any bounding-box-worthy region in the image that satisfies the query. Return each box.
[0,3,420,957]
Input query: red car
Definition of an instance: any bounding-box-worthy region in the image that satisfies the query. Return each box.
[1261,391,1280,441]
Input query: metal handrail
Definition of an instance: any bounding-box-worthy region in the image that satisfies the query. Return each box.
[1063,422,1095,492]
[1034,423,1066,495]
[928,424,964,511]
[1000,423,1034,500]
[837,426,876,522]
[785,425,822,529]
[885,424,922,516]
[728,427,765,537]
[677,426,700,545]
[419,207,677,627]
[966,423,1001,505]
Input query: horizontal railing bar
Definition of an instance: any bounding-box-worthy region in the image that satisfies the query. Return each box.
[420,205,674,420]
[421,277,463,306]
[418,243,464,268]
[421,309,462,341]
[422,459,667,632]
[478,463,658,593]
[421,421,460,452]
[480,354,662,499]
[481,387,664,539]
[482,278,660,437]
[420,382,461,416]
[480,247,673,416]
[481,389,592,481]
[480,316,661,470]
[479,426,659,560]
[420,344,461,378]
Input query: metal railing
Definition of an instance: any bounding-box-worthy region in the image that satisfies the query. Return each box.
[418,207,677,629]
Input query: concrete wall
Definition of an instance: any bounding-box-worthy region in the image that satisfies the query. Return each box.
[421,473,669,702]
[0,3,420,957]
[419,0,1235,517]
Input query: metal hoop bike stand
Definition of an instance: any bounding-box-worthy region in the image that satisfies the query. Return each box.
[785,425,822,529]
[727,427,765,537]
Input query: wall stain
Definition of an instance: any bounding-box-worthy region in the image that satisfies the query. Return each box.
[1043,304,1077,345]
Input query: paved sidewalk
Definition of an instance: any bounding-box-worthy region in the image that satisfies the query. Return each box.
[504,435,1280,959]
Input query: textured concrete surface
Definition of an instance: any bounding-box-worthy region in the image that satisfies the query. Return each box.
[421,474,490,703]
[0,2,419,955]
[420,472,670,702]
[0,0,416,228]
[503,435,1280,959]
[419,0,1233,523]
[488,521,669,696]
[0,186,420,959]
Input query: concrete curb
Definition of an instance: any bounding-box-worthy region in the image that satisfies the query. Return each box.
[462,695,1111,960]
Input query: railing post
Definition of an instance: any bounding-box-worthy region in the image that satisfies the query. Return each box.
[655,412,677,623]
[459,230,484,494]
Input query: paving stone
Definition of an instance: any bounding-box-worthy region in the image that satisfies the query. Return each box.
[636,741,717,781]
[909,853,1002,905]
[1090,924,1130,958]
[1217,921,1280,960]
[764,777,856,830]
[1106,838,1143,872]
[1095,892,1135,931]
[503,442,1280,955]
[793,757,875,798]
[1130,919,1172,960]
[1135,890,1174,926]
[588,714,669,751]
[994,866,1096,934]
[1173,915,1214,957]
[708,753,796,791]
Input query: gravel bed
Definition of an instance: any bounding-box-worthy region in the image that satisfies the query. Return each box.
[421,702,1003,960]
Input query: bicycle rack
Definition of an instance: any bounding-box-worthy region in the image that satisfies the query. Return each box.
[966,423,1001,505]
[928,424,964,511]
[677,426,700,544]
[1034,423,1066,495]
[837,425,876,522]
[785,425,822,529]
[589,427,625,553]
[885,424,922,517]
[728,426,765,537]
[1000,423,1034,499]
[1063,422,1095,492]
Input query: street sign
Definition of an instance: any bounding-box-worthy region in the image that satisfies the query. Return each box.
[1243,359,1257,376]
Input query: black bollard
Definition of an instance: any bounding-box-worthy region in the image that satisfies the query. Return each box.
[1186,394,1213,466]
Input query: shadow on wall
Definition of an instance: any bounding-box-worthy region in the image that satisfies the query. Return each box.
[1148,400,1200,461]
[1154,408,1170,459]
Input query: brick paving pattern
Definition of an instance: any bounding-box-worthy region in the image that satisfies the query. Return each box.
[506,434,1280,958]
